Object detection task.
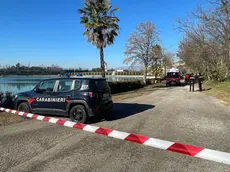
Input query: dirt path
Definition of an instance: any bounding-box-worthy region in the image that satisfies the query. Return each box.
[1,86,230,172]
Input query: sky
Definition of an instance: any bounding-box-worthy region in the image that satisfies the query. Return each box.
[0,0,203,69]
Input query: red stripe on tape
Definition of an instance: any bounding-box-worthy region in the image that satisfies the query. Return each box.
[32,114,38,119]
[8,109,12,113]
[56,119,66,126]
[15,111,19,115]
[23,112,28,117]
[73,123,86,130]
[125,133,149,144]
[95,128,112,136]
[43,117,51,122]
[167,143,203,156]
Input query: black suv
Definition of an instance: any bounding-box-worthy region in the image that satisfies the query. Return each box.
[14,77,113,123]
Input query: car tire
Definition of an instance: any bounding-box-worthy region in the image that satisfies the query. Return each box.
[69,105,88,123]
[18,102,31,113]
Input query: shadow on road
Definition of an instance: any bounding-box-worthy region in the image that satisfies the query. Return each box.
[165,82,187,88]
[202,88,212,91]
[195,88,212,92]
[36,103,154,124]
[106,103,155,121]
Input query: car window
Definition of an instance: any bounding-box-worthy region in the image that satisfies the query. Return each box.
[38,80,56,92]
[74,79,82,90]
[95,80,109,90]
[167,72,180,78]
[57,79,73,92]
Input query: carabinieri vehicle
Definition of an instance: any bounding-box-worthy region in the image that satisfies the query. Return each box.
[14,77,113,123]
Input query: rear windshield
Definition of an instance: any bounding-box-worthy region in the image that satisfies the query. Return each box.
[95,80,110,90]
[167,72,180,78]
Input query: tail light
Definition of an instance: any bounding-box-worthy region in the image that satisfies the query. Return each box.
[88,92,94,98]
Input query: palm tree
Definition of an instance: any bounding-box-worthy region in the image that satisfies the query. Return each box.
[78,0,120,78]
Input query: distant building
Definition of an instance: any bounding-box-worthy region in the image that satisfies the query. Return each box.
[116,69,124,72]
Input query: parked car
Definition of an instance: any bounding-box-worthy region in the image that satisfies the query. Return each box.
[14,77,113,123]
[166,72,181,86]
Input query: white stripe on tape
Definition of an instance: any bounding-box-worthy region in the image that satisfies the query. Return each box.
[18,112,24,116]
[26,113,33,118]
[143,138,174,150]
[108,130,130,140]
[36,116,45,120]
[49,118,59,124]
[83,125,99,133]
[11,110,17,114]
[195,149,230,165]
[64,121,76,128]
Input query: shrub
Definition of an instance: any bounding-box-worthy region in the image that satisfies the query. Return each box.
[0,92,14,109]
[108,80,144,94]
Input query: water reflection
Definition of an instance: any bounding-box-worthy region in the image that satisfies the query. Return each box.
[0,82,38,94]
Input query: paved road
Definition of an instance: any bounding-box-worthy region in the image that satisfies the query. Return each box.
[1,86,230,172]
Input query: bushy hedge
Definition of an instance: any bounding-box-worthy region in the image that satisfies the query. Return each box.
[0,92,15,109]
[108,81,144,94]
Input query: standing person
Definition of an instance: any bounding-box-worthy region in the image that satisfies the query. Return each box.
[198,73,203,91]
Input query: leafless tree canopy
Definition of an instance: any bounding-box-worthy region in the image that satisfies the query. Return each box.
[177,0,230,81]
[124,22,160,83]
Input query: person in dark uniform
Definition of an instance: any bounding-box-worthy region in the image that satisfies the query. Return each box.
[198,73,203,91]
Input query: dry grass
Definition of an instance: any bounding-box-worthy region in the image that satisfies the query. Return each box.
[0,112,24,127]
[112,83,164,101]
[204,81,230,105]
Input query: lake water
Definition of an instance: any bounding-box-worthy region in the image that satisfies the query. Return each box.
[0,75,143,94]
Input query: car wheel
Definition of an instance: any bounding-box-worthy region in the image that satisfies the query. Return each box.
[18,102,31,113]
[70,105,88,123]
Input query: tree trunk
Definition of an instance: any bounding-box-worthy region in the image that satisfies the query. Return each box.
[143,64,147,84]
[164,64,167,78]
[100,47,105,78]
[155,59,158,83]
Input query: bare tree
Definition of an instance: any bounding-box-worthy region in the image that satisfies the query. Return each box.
[124,22,160,84]
[162,51,174,76]
[176,0,230,81]
[150,45,162,82]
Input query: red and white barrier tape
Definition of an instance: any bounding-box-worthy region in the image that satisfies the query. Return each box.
[1,107,230,165]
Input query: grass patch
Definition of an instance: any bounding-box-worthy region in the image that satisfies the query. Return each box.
[112,82,165,101]
[0,112,25,127]
[204,81,230,105]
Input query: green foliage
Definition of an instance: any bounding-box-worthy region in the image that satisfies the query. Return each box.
[78,0,119,77]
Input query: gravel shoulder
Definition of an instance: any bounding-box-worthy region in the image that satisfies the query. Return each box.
[1,85,230,172]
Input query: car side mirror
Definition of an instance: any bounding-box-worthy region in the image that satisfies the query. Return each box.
[34,88,40,93]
